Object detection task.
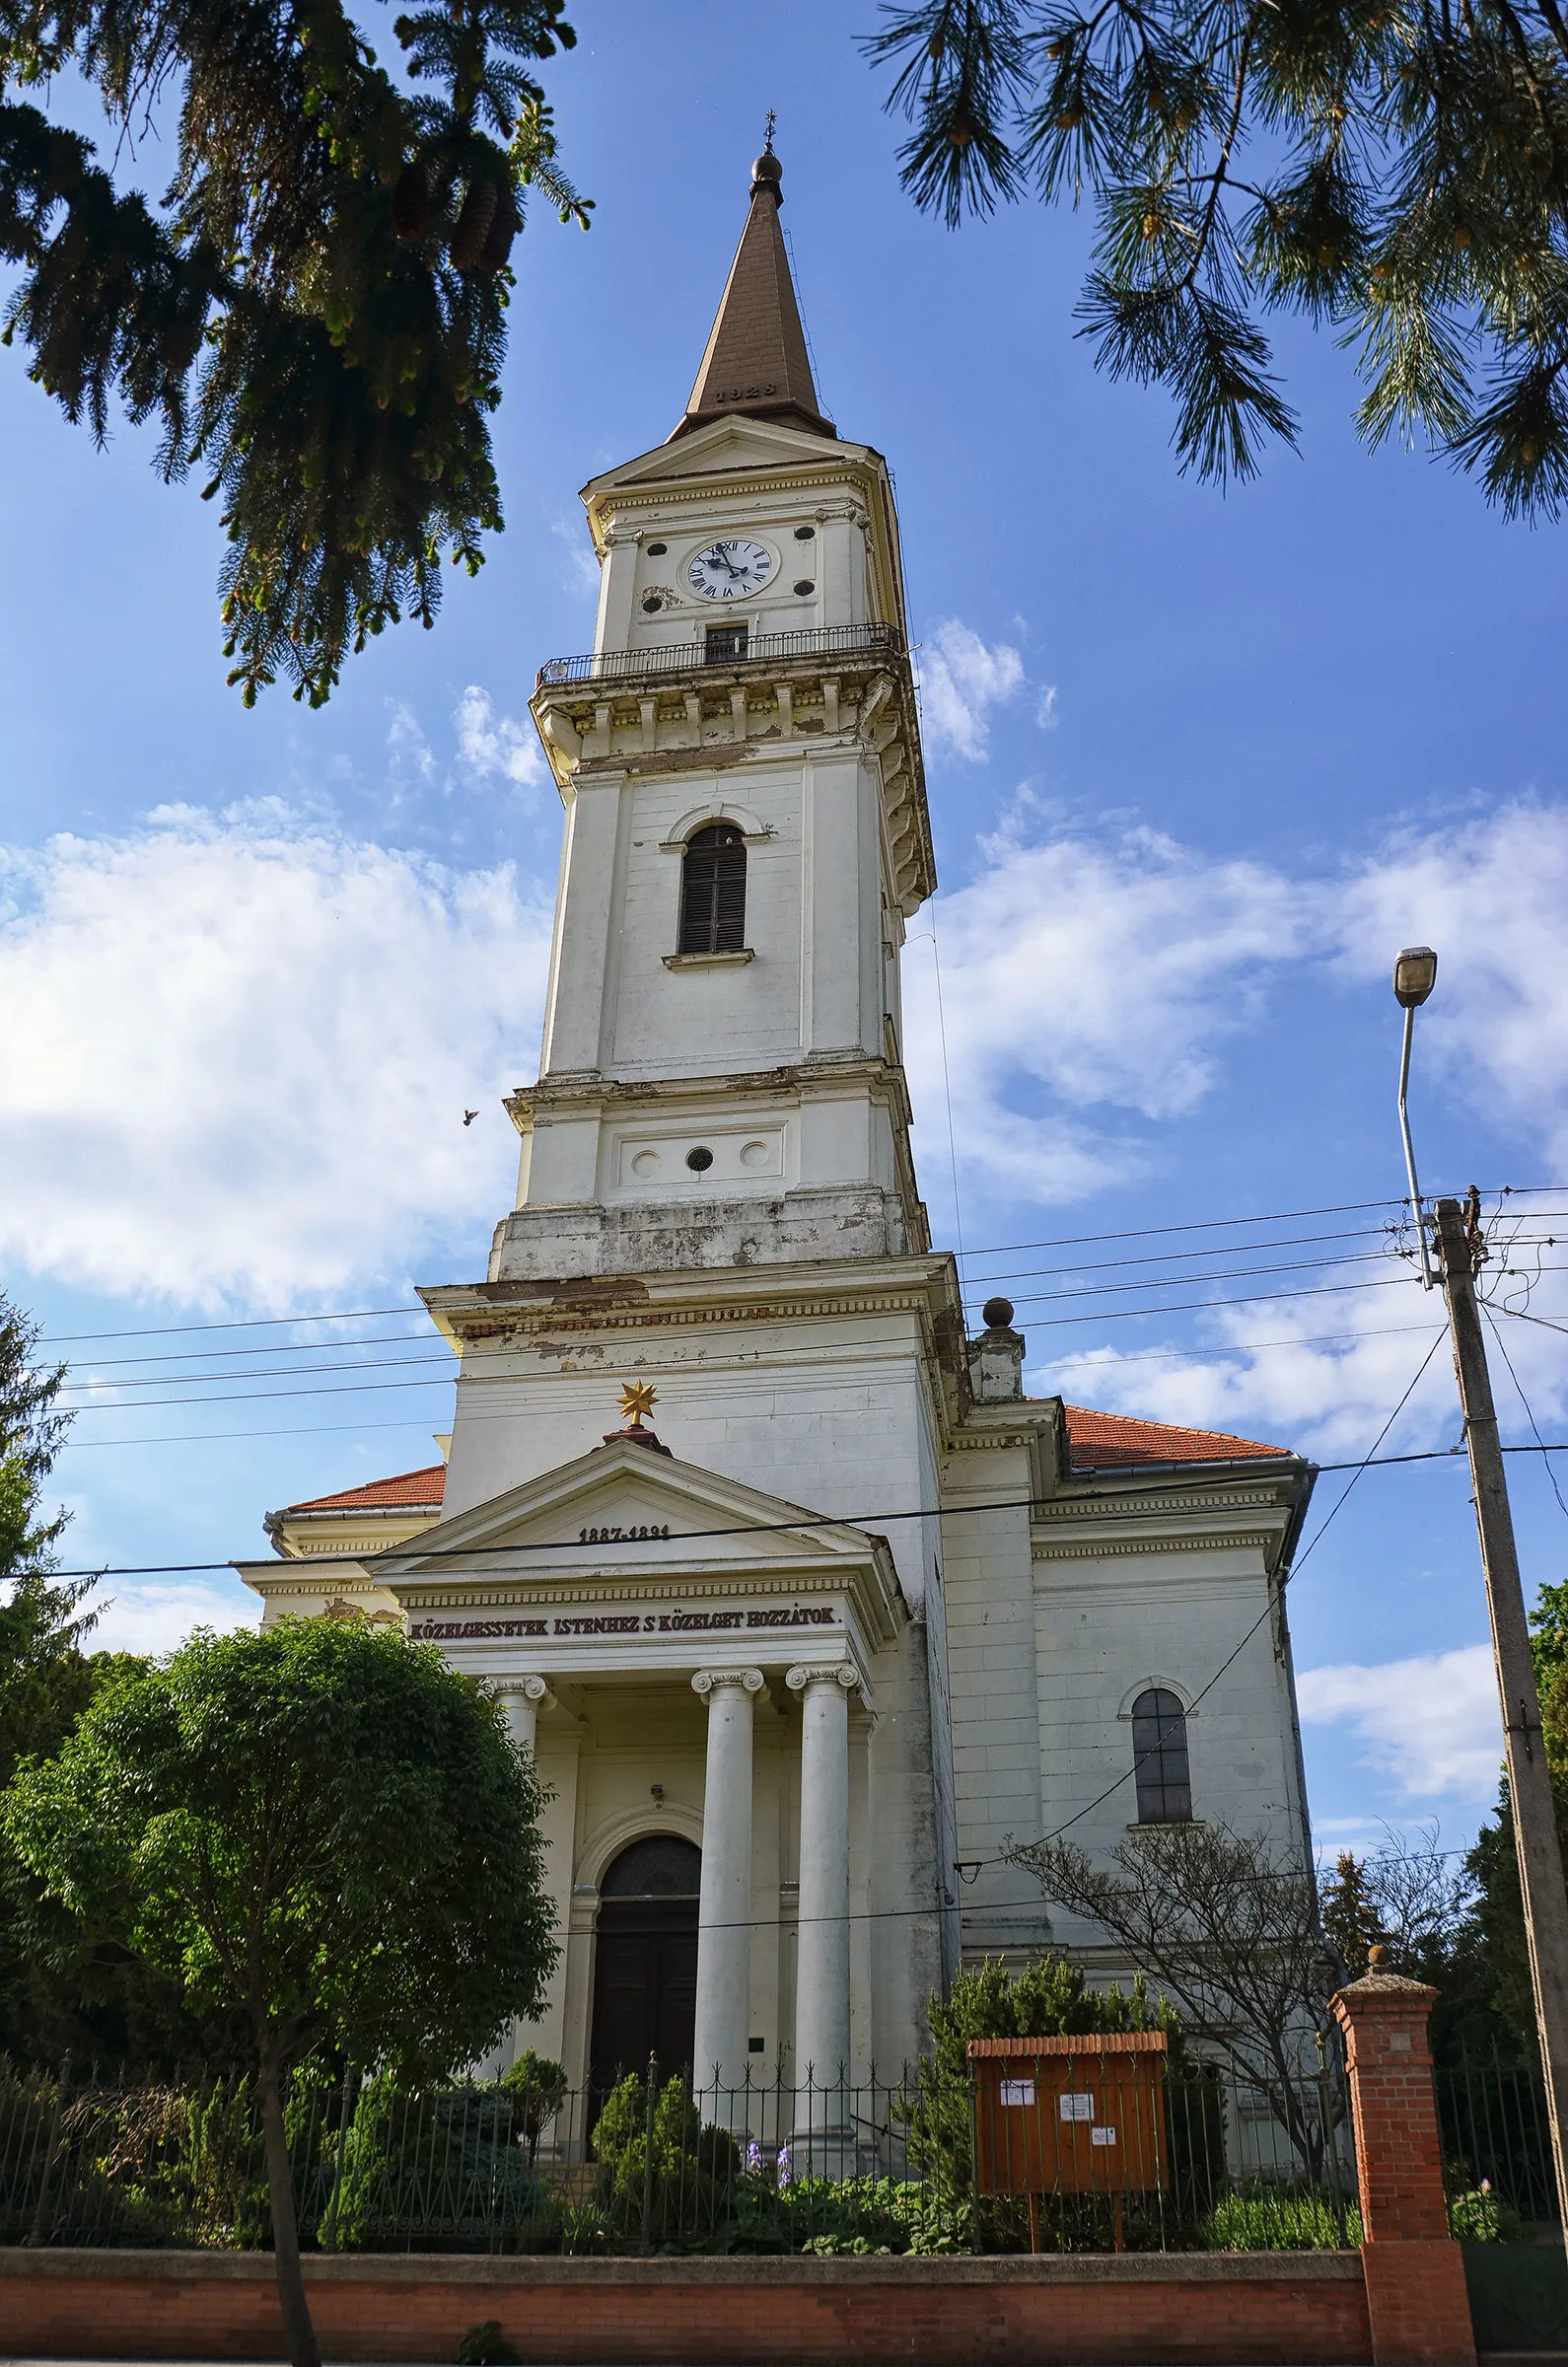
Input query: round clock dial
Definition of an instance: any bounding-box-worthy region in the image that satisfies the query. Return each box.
[686,538,774,601]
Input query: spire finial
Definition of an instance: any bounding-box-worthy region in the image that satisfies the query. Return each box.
[764,108,776,153]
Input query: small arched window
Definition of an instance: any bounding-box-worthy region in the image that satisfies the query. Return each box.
[677,823,747,955]
[1132,1687,1191,1825]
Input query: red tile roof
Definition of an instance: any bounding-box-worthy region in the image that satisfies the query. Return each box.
[286,1465,449,1514]
[1063,1406,1288,1470]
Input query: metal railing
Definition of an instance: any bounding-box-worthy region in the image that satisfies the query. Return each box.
[0,2052,1358,2256]
[1438,2048,1562,2231]
[535,620,904,689]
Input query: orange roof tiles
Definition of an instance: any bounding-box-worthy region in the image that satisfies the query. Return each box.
[1063,1405,1289,1470]
[286,1465,448,1514]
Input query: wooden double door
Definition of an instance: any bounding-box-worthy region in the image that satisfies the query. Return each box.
[587,1835,700,2106]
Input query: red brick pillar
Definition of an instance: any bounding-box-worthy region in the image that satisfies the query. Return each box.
[1331,1967,1475,2367]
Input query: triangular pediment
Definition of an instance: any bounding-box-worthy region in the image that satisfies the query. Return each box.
[582,415,871,502]
[374,1437,893,1576]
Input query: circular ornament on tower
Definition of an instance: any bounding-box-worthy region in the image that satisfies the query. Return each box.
[686,538,774,601]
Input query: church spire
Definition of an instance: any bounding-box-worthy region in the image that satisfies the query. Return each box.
[671,142,836,443]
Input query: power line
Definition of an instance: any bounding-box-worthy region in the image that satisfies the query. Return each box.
[34,1185,1565,1348]
[41,1430,1532,1583]
[1483,1304,1568,1532]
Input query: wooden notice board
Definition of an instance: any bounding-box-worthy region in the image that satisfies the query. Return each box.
[967,2032,1170,2203]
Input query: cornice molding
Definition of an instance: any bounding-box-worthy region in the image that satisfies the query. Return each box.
[1032,1531,1280,1562]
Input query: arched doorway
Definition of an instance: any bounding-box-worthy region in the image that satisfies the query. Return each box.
[588,1834,701,2104]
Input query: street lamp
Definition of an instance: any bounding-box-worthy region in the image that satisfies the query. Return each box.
[1392,945,1438,1288]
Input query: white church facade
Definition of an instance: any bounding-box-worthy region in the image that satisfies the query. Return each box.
[240,146,1317,2105]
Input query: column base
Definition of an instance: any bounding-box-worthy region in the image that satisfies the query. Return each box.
[1362,2239,1476,2366]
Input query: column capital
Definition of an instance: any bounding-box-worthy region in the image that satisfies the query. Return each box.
[692,1666,765,1699]
[787,1661,864,1699]
[494,1675,551,1707]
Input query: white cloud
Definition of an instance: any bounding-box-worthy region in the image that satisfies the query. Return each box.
[90,1578,260,1657]
[551,514,602,602]
[918,620,1026,760]
[453,684,543,792]
[1334,804,1568,1180]
[1298,1645,1501,1802]
[0,807,554,1307]
[904,819,1305,1207]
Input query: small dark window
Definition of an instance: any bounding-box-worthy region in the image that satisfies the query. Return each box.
[705,623,748,664]
[794,525,816,540]
[677,824,747,955]
[685,1146,714,1173]
[1132,1688,1191,1824]
[646,541,668,555]
[793,579,815,597]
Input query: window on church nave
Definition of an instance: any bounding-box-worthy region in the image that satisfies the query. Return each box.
[677,823,747,955]
[1131,1687,1192,1825]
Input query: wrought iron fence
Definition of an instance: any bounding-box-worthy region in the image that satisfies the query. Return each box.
[0,2052,1357,2257]
[1437,2050,1561,2231]
[535,621,904,688]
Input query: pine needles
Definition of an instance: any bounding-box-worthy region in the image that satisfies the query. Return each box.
[864,0,1568,513]
[0,0,591,702]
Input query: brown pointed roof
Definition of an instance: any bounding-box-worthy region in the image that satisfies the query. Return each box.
[671,147,835,443]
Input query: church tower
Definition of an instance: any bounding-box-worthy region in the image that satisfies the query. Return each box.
[245,145,1317,2132]
[495,141,934,1292]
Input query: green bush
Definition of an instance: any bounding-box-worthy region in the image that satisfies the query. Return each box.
[499,2051,568,2168]
[1199,2187,1362,2250]
[332,2076,548,2251]
[1449,2183,1522,2242]
[589,2069,741,2243]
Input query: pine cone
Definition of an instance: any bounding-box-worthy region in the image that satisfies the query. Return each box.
[478,189,521,272]
[450,180,499,272]
[392,162,430,244]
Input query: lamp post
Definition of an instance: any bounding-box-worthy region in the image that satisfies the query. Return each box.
[1393,950,1568,2254]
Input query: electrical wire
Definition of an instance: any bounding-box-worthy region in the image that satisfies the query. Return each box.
[1482,1304,1568,1532]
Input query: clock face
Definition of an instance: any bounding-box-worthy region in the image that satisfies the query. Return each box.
[686,538,774,602]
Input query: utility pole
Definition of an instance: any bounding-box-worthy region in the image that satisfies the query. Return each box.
[1434,1193,1568,2250]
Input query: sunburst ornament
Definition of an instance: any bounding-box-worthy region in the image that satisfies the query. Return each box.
[619,1381,658,1424]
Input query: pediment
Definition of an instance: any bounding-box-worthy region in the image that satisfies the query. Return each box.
[582,415,870,499]
[373,1436,895,1578]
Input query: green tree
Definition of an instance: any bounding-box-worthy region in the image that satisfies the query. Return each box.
[0,0,590,707]
[1320,1851,1386,1981]
[865,0,1568,514]
[4,1620,558,2367]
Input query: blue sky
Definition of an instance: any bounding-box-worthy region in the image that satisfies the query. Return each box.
[5,0,1568,1875]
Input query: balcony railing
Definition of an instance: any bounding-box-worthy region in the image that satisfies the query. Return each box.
[535,620,904,690]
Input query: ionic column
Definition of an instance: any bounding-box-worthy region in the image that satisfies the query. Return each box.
[787,1663,860,2103]
[495,1675,550,1757]
[691,1668,764,2104]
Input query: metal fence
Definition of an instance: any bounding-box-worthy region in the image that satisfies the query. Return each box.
[1437,2050,1562,2231]
[535,621,904,688]
[0,2053,1358,2257]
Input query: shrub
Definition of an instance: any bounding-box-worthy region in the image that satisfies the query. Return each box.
[1449,2183,1522,2242]
[589,2069,740,2242]
[1200,2187,1362,2250]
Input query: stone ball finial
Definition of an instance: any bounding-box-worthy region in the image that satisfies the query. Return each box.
[750,149,783,201]
[981,1297,1015,1329]
[1368,1943,1389,1969]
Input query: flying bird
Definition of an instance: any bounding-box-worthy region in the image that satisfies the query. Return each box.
[463,1110,479,1126]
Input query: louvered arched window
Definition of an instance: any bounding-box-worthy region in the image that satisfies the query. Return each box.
[1131,1687,1192,1824]
[677,823,747,955]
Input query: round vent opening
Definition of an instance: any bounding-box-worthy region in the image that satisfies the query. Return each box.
[793,579,816,597]
[793,525,816,540]
[685,1146,715,1174]
[646,541,668,555]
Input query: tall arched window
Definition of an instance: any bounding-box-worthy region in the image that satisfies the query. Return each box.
[1131,1687,1191,1824]
[677,823,747,955]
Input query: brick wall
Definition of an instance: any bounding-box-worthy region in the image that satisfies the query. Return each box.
[0,2249,1372,2366]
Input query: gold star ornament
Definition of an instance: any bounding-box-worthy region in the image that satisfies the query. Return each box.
[619,1381,658,1424]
